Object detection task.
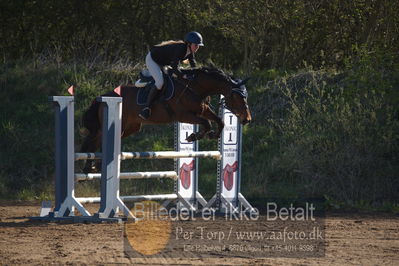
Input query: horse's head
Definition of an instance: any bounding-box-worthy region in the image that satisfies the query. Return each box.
[191,67,252,125]
[223,77,251,125]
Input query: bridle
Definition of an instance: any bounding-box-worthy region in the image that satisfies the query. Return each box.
[174,71,249,114]
[222,80,249,111]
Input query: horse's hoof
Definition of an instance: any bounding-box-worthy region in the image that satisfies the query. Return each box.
[82,166,92,174]
[83,164,99,174]
[186,133,197,142]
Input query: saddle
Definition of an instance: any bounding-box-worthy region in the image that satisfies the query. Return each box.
[135,69,175,105]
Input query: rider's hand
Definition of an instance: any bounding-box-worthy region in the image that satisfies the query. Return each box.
[184,74,194,80]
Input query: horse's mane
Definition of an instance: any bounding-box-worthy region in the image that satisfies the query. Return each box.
[186,66,232,83]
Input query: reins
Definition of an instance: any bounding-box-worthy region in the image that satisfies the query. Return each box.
[175,77,195,103]
[174,76,213,116]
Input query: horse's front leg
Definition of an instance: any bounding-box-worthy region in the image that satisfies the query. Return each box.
[176,112,212,142]
[187,117,212,142]
[200,107,224,139]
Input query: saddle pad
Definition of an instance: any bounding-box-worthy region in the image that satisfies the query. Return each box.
[136,75,175,105]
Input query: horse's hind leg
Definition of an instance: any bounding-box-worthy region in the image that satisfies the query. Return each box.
[121,123,141,139]
[81,131,102,173]
[200,107,224,139]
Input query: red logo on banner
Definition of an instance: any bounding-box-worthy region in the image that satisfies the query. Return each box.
[223,161,238,191]
[179,160,195,189]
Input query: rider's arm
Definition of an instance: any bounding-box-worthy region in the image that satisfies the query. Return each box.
[170,61,184,78]
[187,53,197,68]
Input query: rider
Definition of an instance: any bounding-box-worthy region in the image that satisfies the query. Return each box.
[139,31,204,120]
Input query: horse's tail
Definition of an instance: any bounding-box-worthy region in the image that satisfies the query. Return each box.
[81,91,119,135]
[81,100,100,136]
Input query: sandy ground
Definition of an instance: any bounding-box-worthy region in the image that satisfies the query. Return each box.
[0,201,398,265]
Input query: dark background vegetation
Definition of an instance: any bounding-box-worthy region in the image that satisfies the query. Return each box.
[0,0,398,211]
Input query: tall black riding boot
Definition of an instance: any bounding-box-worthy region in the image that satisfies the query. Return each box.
[139,85,159,120]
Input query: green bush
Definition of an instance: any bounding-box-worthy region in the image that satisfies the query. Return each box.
[245,49,399,208]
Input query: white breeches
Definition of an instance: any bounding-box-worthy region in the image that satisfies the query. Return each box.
[146,52,164,90]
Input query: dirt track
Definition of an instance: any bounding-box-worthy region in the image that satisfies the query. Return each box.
[0,201,398,265]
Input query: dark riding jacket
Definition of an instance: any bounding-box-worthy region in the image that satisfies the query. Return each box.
[150,42,196,77]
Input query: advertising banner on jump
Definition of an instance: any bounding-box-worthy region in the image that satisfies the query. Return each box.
[219,106,242,212]
[175,123,198,204]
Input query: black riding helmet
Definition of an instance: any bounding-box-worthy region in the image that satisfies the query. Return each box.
[184,31,204,46]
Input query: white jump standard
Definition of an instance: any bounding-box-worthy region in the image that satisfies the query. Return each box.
[45,96,91,219]
[207,102,256,214]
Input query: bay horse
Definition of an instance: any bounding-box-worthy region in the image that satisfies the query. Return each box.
[80,66,251,173]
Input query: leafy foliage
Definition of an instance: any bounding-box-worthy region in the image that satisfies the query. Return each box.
[1,0,398,71]
[244,50,399,207]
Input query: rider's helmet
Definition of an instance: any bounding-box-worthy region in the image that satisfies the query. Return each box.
[184,31,204,46]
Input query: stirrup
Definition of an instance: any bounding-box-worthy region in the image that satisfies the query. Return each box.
[139,107,151,120]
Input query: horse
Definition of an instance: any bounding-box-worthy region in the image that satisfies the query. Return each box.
[80,66,251,173]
